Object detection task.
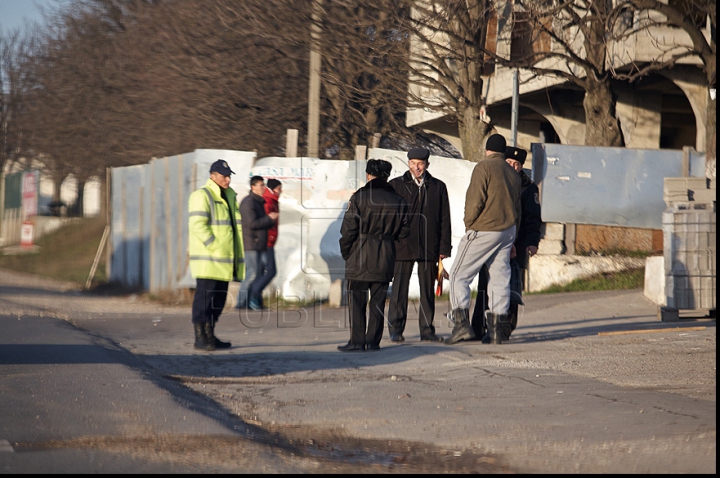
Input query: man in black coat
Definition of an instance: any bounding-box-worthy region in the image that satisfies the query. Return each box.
[237,176,279,310]
[338,159,409,352]
[471,146,542,341]
[387,147,452,343]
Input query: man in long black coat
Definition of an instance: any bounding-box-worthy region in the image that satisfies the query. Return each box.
[338,159,409,352]
[387,147,452,343]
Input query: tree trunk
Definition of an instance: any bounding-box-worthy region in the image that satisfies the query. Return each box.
[583,75,624,147]
[458,105,493,162]
[71,179,86,217]
[52,176,63,203]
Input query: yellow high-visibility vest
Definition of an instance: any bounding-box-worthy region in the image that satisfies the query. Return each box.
[188,179,245,282]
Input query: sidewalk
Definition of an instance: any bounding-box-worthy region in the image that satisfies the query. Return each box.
[0,269,715,473]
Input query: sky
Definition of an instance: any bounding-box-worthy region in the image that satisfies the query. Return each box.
[0,0,66,33]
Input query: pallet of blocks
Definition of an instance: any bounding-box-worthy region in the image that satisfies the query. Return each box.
[659,177,716,321]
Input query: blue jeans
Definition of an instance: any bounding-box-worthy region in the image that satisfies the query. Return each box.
[237,248,277,308]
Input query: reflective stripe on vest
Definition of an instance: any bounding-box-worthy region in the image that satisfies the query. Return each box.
[189,255,244,264]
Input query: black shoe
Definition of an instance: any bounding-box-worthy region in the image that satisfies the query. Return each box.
[204,323,231,350]
[390,333,405,343]
[366,344,381,351]
[420,334,444,342]
[213,337,232,349]
[337,342,365,352]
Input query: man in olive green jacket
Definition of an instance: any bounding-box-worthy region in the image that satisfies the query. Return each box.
[447,134,521,345]
[188,160,245,351]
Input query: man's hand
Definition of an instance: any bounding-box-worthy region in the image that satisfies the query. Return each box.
[527,246,538,257]
[268,212,279,221]
[510,244,517,259]
[438,257,449,279]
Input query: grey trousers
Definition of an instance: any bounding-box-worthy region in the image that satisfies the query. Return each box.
[449,226,516,314]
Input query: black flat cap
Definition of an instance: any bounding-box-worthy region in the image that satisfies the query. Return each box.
[407,147,430,161]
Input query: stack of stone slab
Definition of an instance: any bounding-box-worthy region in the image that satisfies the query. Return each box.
[660,177,716,321]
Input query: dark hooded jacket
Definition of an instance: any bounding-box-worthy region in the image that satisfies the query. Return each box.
[389,171,452,261]
[340,178,410,282]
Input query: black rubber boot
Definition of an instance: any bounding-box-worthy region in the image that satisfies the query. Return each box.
[204,323,230,349]
[193,323,210,350]
[497,314,512,342]
[446,308,476,344]
[470,305,486,341]
[485,313,503,344]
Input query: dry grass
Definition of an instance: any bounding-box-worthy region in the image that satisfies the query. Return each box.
[0,216,107,285]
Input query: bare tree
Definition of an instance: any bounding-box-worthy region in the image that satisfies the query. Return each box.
[0,28,32,174]
[311,1,413,158]
[379,0,501,162]
[610,0,715,173]
[22,3,118,206]
[510,0,627,147]
[212,0,463,159]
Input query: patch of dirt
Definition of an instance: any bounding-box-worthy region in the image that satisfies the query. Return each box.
[16,431,509,474]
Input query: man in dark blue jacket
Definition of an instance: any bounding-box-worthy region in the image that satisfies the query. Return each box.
[471,146,542,341]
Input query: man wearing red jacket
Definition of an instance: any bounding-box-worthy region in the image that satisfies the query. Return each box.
[262,179,282,303]
[256,178,282,309]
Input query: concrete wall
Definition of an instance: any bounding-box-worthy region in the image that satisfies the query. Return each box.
[527,255,647,293]
[109,145,684,300]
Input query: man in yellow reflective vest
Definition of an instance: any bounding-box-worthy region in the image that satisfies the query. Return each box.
[188,160,245,351]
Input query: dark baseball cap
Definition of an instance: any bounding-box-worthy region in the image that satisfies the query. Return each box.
[209,160,234,176]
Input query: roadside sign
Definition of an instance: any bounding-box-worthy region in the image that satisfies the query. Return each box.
[20,221,34,247]
[22,171,39,218]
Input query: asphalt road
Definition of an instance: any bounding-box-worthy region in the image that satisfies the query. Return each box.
[0,269,715,473]
[0,313,334,473]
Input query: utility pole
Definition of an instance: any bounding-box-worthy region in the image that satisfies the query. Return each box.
[510,69,519,147]
[307,0,323,158]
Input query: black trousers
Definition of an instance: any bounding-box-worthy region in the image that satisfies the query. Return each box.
[388,260,438,337]
[192,279,229,324]
[347,280,389,346]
